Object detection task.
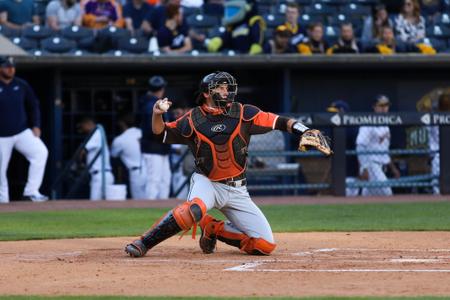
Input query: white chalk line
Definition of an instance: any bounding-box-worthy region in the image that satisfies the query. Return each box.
[294,248,450,256]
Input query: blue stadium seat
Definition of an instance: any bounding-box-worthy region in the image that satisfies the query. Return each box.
[207,25,226,38]
[426,24,450,38]
[22,25,53,41]
[299,14,325,28]
[317,0,350,5]
[187,14,220,29]
[432,13,450,26]
[182,6,202,18]
[202,3,224,17]
[324,25,340,44]
[41,36,76,53]
[61,26,94,42]
[0,25,21,38]
[340,3,371,17]
[11,36,38,50]
[352,0,380,4]
[69,49,93,56]
[297,0,313,5]
[304,3,338,16]
[117,37,149,54]
[263,13,285,28]
[98,26,131,40]
[421,37,447,52]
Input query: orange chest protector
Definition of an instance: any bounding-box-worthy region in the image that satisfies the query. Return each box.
[189,102,248,181]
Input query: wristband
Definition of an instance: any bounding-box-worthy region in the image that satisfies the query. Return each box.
[292,122,309,135]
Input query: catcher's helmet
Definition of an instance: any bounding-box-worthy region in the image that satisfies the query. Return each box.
[198,71,238,110]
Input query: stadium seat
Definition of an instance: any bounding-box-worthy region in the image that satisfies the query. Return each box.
[421,37,447,52]
[304,3,338,16]
[98,26,131,40]
[432,13,450,26]
[0,25,21,38]
[427,25,450,38]
[340,3,371,17]
[61,26,95,42]
[263,13,285,28]
[22,25,53,41]
[297,0,313,5]
[299,14,325,28]
[41,36,76,53]
[69,49,92,56]
[207,26,226,38]
[187,14,220,29]
[117,37,149,54]
[324,25,340,44]
[182,6,202,18]
[11,36,38,50]
[352,0,380,4]
[202,3,224,17]
[317,0,350,5]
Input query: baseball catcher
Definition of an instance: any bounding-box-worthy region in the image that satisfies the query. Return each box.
[125,71,332,257]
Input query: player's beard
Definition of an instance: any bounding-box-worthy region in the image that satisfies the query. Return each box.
[0,69,15,81]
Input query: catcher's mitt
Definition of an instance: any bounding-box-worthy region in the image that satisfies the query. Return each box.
[298,129,333,156]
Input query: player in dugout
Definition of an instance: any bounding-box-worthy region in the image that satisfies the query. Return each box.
[125,71,331,256]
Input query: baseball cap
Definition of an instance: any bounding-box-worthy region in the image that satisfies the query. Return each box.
[275,25,293,37]
[0,56,15,68]
[148,75,167,92]
[374,94,391,106]
[327,100,350,113]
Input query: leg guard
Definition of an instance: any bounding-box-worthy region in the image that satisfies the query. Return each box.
[125,198,206,257]
[199,215,276,255]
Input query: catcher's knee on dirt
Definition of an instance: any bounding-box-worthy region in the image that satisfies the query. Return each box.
[240,237,276,255]
[125,198,206,257]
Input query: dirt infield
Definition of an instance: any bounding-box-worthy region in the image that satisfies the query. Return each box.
[1,232,450,297]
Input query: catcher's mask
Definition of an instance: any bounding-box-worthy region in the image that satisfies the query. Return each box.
[198,71,238,113]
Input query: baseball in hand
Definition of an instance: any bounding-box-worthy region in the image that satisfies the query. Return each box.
[158,99,170,112]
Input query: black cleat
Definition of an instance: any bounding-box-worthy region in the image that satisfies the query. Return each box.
[125,239,148,257]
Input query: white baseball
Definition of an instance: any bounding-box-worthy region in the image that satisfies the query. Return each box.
[158,100,170,112]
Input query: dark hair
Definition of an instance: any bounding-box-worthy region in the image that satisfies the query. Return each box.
[119,114,135,128]
[307,22,323,31]
[372,4,390,39]
[401,0,421,23]
[79,116,96,124]
[285,2,299,11]
[166,3,180,19]
[438,93,450,111]
[340,22,353,29]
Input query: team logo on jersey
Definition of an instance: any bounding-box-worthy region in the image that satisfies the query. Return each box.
[211,124,227,133]
[13,86,19,91]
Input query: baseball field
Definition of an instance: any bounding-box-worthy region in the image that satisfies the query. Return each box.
[1,196,450,300]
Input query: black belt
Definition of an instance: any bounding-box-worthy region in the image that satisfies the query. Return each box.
[217,173,247,187]
[90,169,112,175]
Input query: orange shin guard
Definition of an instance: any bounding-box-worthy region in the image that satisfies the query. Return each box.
[172,197,207,238]
[240,237,276,255]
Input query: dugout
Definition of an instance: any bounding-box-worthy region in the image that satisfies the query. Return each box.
[8,54,450,199]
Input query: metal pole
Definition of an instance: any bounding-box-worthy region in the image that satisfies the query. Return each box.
[332,127,346,196]
[50,68,63,200]
[439,126,450,194]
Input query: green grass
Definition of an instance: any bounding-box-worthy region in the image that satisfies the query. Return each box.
[0,296,449,300]
[0,202,450,241]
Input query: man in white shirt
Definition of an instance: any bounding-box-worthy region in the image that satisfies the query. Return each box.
[356,95,400,196]
[111,114,147,199]
[78,117,114,200]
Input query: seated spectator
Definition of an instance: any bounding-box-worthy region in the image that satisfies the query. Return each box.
[207,0,265,54]
[263,25,295,54]
[82,0,124,29]
[46,0,82,31]
[362,4,393,43]
[157,3,192,53]
[181,0,203,8]
[297,22,328,54]
[327,23,362,54]
[0,0,39,30]
[368,25,435,54]
[123,0,154,36]
[283,2,304,46]
[394,0,426,43]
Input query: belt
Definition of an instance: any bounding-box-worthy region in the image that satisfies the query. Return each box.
[90,169,112,175]
[217,174,247,187]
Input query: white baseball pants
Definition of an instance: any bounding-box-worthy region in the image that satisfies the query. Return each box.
[361,162,393,196]
[143,153,171,200]
[0,129,48,203]
[187,172,274,243]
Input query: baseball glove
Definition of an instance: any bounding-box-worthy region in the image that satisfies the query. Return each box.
[298,129,333,156]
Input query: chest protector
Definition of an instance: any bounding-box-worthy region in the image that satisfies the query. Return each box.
[189,102,248,181]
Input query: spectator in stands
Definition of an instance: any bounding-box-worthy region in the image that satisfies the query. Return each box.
[78,117,115,201]
[368,25,436,54]
[82,0,124,29]
[46,0,82,31]
[0,56,48,203]
[123,0,154,36]
[0,0,39,30]
[111,114,147,199]
[428,92,450,195]
[362,4,393,43]
[139,76,172,200]
[394,0,426,43]
[283,2,304,47]
[207,0,265,54]
[297,22,328,54]
[263,25,295,54]
[327,23,361,54]
[157,3,192,53]
[356,95,400,196]
[181,0,203,8]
